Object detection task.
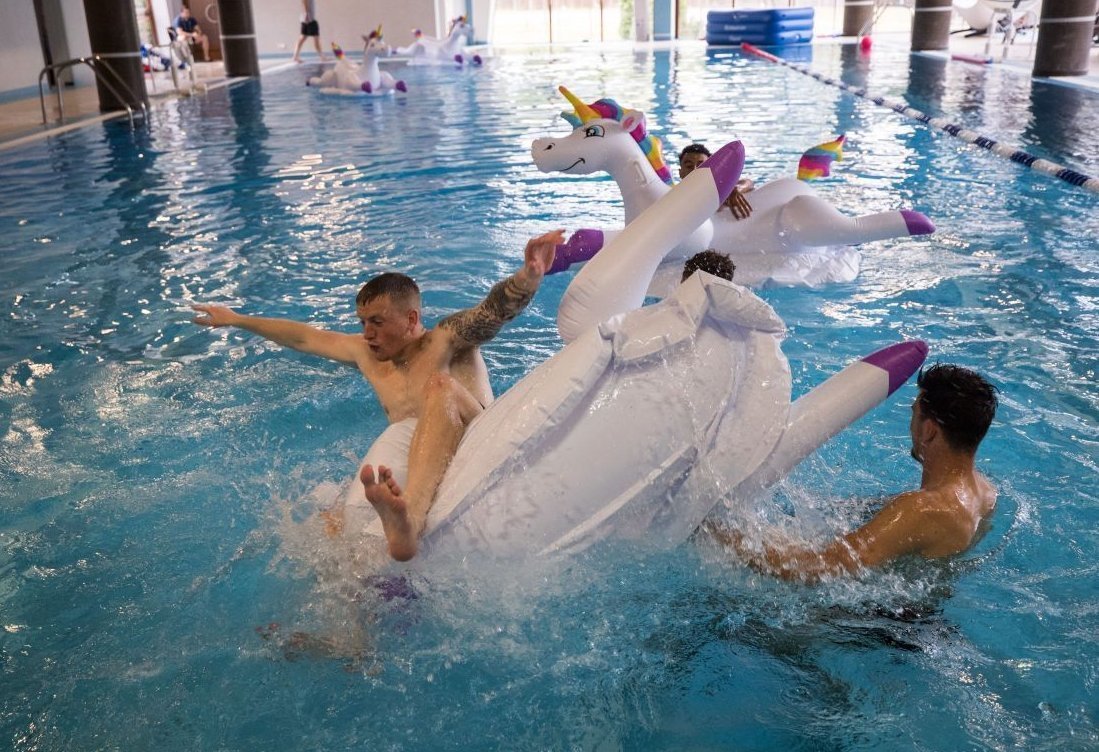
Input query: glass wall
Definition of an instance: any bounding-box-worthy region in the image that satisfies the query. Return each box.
[490,0,880,45]
[492,0,627,44]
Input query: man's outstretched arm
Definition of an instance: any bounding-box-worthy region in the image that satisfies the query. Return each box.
[437,230,563,348]
[706,492,942,582]
[192,304,363,365]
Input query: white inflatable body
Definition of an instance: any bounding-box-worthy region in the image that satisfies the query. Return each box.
[396,17,483,67]
[359,30,406,96]
[306,44,365,94]
[306,35,406,96]
[331,142,928,565]
[532,87,934,292]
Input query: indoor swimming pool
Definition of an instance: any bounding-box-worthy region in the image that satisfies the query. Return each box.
[1,42,1097,749]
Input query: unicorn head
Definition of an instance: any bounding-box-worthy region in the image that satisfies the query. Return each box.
[363,25,389,59]
[531,85,673,186]
[447,15,472,43]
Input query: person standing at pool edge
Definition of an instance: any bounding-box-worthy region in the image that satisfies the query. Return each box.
[292,0,326,63]
[707,364,998,580]
[192,230,563,561]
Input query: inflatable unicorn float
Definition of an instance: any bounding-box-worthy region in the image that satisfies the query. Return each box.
[306,29,406,96]
[396,15,483,66]
[533,86,935,293]
[326,141,928,566]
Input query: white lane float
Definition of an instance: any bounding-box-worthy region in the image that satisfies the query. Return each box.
[330,142,927,564]
[395,16,483,67]
[532,86,934,294]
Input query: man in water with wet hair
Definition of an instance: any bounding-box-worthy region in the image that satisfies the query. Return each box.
[682,249,735,282]
[707,364,998,581]
[192,230,563,561]
[679,144,755,220]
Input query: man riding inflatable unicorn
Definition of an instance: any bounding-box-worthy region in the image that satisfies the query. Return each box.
[532,86,934,292]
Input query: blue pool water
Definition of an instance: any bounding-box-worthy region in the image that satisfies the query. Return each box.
[1,43,1097,749]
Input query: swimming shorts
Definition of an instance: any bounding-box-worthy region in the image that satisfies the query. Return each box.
[300,20,319,37]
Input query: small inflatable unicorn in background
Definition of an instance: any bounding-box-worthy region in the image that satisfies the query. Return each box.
[532,86,934,292]
[360,26,406,95]
[397,15,483,66]
[306,43,365,93]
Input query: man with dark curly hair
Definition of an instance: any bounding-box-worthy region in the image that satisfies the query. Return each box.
[708,364,999,581]
[681,249,735,282]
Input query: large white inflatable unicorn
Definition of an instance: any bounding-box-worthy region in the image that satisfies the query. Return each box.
[396,15,483,67]
[326,141,928,567]
[532,86,935,293]
[306,43,364,93]
[360,27,406,95]
[306,32,406,96]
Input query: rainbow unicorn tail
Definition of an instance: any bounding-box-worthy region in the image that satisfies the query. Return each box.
[797,134,845,181]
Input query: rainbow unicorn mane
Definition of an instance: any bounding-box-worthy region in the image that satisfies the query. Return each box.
[559,87,673,186]
[797,134,846,181]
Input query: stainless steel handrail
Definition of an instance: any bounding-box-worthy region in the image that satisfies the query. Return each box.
[38,55,149,129]
[142,40,197,95]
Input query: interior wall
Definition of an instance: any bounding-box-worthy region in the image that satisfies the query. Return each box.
[0,0,96,96]
[0,0,448,98]
[252,0,440,57]
[0,1,52,93]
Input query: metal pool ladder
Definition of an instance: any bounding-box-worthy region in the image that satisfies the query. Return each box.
[38,56,149,130]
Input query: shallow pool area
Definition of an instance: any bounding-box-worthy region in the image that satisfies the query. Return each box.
[1,42,1097,749]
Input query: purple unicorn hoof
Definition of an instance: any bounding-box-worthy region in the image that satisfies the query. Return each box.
[395,80,407,93]
[901,210,935,236]
[550,228,605,274]
[454,54,464,65]
[472,54,483,65]
[361,81,373,94]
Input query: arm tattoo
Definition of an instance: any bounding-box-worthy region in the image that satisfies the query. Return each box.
[439,274,536,346]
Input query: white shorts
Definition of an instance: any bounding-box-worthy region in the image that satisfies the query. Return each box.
[361,418,417,490]
[338,418,417,533]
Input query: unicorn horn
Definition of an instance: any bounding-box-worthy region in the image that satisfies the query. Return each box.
[559,86,601,124]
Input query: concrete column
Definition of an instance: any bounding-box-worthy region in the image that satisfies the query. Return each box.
[1033,0,1097,77]
[82,0,148,113]
[216,0,259,77]
[911,0,953,51]
[842,0,874,36]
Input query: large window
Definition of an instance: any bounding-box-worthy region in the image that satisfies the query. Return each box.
[492,0,627,44]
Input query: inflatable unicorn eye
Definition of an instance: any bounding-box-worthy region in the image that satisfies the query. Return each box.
[584,124,605,138]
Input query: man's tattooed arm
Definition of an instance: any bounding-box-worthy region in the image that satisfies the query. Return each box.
[438,273,538,347]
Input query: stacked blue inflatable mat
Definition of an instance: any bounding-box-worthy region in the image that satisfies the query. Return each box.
[706,7,814,46]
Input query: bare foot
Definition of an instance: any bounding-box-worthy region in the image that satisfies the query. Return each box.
[360,464,418,561]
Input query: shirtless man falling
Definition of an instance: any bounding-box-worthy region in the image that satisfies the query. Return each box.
[193,230,563,561]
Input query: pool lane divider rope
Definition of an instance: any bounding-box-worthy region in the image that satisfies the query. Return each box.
[740,43,1099,194]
